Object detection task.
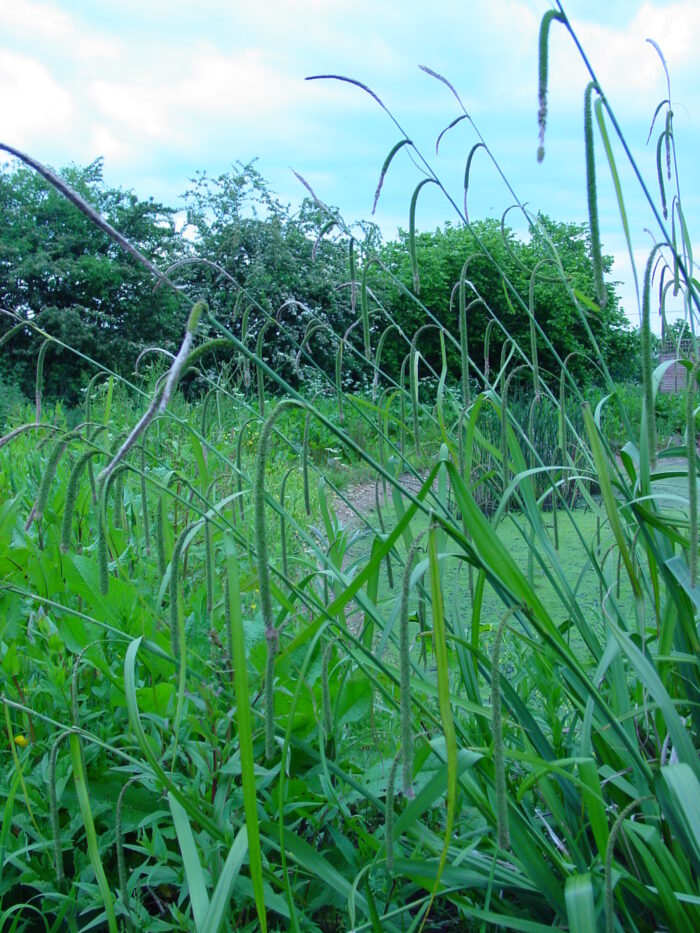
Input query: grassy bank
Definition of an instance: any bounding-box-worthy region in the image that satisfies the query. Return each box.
[1,3,700,931]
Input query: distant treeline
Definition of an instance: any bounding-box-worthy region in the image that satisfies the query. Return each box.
[0,158,639,405]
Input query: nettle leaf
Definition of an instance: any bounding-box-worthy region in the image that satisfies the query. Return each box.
[336,676,372,726]
[137,682,176,716]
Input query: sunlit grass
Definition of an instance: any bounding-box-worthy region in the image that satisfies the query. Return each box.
[1,3,700,931]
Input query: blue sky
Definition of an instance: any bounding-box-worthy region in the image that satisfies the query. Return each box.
[2,0,699,331]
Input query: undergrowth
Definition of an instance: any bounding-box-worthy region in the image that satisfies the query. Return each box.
[1,3,699,932]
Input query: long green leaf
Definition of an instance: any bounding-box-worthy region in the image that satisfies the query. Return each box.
[582,403,642,600]
[223,532,267,932]
[565,873,597,933]
[202,826,249,933]
[418,524,458,932]
[68,734,118,933]
[656,764,700,875]
[168,792,210,930]
[594,98,640,311]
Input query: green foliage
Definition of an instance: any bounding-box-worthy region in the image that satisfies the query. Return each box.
[179,162,358,389]
[1,157,642,411]
[1,6,700,933]
[373,216,638,387]
[0,159,186,403]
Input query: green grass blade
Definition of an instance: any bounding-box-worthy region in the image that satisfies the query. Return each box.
[581,402,642,600]
[655,764,700,875]
[123,638,222,839]
[223,531,267,932]
[0,769,22,884]
[418,523,457,931]
[68,733,118,933]
[564,873,597,933]
[594,98,640,311]
[202,825,249,933]
[612,617,699,775]
[168,792,210,931]
[578,759,609,858]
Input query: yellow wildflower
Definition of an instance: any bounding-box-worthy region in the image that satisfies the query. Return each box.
[14,735,29,748]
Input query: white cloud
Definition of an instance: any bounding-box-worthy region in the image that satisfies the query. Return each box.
[0,50,74,145]
[0,0,119,62]
[0,1,72,43]
[549,1,700,115]
[0,0,698,258]
[84,44,321,165]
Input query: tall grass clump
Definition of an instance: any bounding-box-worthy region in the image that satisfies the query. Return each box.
[1,4,699,931]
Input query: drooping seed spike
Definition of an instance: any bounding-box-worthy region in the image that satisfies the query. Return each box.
[671,198,680,296]
[311,219,338,261]
[97,492,109,596]
[408,179,438,293]
[169,522,195,660]
[373,138,412,214]
[656,131,669,220]
[140,442,150,555]
[321,638,336,743]
[642,246,662,469]
[484,319,495,386]
[0,320,27,351]
[335,341,344,423]
[528,260,549,394]
[186,299,207,335]
[35,338,51,423]
[112,466,126,530]
[584,82,607,308]
[361,260,372,362]
[116,776,140,932]
[25,431,73,530]
[256,322,273,417]
[96,465,125,596]
[537,10,566,162]
[501,366,527,500]
[48,731,72,888]
[156,494,167,579]
[605,797,651,933]
[348,236,357,315]
[303,410,312,516]
[458,262,470,408]
[61,448,101,552]
[408,326,435,460]
[182,338,236,377]
[204,516,214,619]
[279,466,295,580]
[236,417,258,523]
[399,354,409,456]
[463,142,486,222]
[384,749,401,875]
[372,323,399,402]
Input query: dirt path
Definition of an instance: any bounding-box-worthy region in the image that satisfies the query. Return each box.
[332,471,431,531]
[334,454,694,533]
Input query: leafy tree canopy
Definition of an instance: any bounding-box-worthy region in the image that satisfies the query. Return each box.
[370,215,638,386]
[0,157,639,406]
[179,161,363,388]
[0,158,186,403]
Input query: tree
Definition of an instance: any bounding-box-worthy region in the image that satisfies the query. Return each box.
[179,162,360,391]
[370,216,638,389]
[0,159,186,403]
